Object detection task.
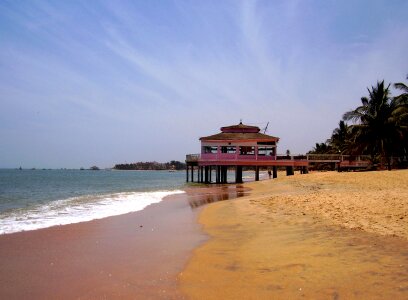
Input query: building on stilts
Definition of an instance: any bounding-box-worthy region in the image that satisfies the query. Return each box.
[185,122,309,183]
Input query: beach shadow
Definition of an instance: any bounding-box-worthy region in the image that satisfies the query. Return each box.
[185,184,250,209]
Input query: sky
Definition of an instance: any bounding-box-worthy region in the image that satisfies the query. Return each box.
[1,0,407,169]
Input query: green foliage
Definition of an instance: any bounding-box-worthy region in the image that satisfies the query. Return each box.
[309,76,408,169]
[308,142,331,154]
[329,120,351,154]
[113,161,186,170]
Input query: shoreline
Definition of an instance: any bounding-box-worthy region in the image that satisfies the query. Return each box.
[0,184,247,299]
[180,170,408,299]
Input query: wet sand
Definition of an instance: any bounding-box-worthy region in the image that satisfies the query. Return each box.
[0,185,247,299]
[181,170,408,299]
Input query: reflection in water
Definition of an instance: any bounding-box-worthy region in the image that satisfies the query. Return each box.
[186,185,250,209]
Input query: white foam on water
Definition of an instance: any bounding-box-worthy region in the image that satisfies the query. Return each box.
[0,190,184,235]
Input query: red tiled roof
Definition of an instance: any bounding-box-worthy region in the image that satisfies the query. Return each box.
[200,132,279,141]
[200,122,279,141]
[221,122,260,133]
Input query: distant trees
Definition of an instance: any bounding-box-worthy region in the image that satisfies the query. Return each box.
[394,75,408,102]
[329,120,351,154]
[114,160,186,170]
[309,142,332,154]
[393,75,408,160]
[309,76,408,170]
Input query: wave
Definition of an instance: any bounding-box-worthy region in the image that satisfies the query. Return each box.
[0,190,184,235]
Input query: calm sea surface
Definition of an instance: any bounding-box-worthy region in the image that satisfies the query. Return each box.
[0,169,186,234]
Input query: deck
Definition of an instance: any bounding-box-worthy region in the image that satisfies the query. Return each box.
[186,153,371,168]
[185,153,372,184]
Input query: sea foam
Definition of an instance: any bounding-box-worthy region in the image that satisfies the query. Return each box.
[0,190,184,235]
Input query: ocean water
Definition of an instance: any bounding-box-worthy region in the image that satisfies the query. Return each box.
[0,169,185,235]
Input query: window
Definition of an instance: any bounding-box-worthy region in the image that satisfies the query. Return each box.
[203,146,218,154]
[221,146,236,154]
[239,146,255,155]
[258,147,275,156]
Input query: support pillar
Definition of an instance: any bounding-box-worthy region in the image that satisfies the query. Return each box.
[204,166,209,183]
[191,165,194,182]
[286,166,294,176]
[209,166,212,183]
[216,166,220,183]
[301,166,309,174]
[255,166,259,181]
[273,166,277,179]
[235,166,243,183]
[222,166,227,183]
[186,165,189,182]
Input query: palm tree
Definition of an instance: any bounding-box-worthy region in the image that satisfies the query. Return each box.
[393,75,408,161]
[308,142,331,154]
[343,80,407,170]
[329,120,351,154]
[394,75,408,102]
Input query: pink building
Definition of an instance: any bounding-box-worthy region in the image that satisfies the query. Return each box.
[186,122,308,183]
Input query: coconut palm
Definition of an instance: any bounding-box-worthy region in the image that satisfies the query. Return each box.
[329,120,351,154]
[308,142,331,154]
[343,80,407,170]
[393,75,408,161]
[394,75,408,102]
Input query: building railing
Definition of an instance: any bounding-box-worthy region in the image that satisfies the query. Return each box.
[186,154,200,162]
[187,153,372,163]
[306,154,371,161]
[276,154,308,160]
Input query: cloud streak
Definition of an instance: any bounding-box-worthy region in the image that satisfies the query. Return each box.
[0,0,407,168]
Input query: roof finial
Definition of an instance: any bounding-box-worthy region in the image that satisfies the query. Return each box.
[239,119,242,124]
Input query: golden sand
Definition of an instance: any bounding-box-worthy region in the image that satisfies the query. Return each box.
[248,170,408,239]
[180,170,408,299]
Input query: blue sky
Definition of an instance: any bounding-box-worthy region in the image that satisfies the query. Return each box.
[1,0,407,168]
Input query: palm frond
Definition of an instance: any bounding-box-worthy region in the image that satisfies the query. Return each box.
[394,82,408,93]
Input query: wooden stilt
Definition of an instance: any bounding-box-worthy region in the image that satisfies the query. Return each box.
[186,165,189,182]
[235,166,243,183]
[222,166,227,183]
[273,166,277,179]
[286,166,294,176]
[255,166,259,181]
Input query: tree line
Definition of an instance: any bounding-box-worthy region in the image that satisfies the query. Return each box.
[308,75,408,170]
[114,160,186,170]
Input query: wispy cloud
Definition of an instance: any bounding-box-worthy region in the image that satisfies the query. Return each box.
[0,0,407,167]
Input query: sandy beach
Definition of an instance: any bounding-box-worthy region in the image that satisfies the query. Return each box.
[181,170,408,299]
[248,170,408,239]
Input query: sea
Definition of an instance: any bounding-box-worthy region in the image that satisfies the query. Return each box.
[0,169,186,235]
